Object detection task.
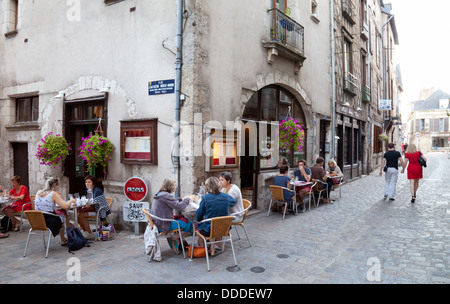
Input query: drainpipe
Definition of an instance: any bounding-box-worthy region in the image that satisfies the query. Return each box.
[381,14,394,157]
[174,0,183,197]
[330,0,336,159]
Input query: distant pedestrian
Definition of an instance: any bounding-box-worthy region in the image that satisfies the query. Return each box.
[402,143,426,203]
[379,143,405,201]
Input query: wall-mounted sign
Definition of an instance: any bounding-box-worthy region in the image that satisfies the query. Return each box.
[148,79,175,96]
[123,201,149,223]
[378,99,392,111]
[124,176,148,202]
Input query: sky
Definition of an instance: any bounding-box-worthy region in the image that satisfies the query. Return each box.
[389,0,450,103]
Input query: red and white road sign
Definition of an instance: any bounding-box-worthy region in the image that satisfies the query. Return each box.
[124,177,148,202]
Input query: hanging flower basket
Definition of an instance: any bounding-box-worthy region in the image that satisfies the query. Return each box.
[378,133,389,142]
[279,118,305,154]
[36,132,72,168]
[78,133,115,175]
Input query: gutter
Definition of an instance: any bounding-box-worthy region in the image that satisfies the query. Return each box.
[174,0,183,197]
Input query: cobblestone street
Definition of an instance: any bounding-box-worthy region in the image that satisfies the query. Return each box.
[1,153,448,284]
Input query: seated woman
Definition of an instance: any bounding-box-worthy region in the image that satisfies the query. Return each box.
[1,176,32,232]
[219,172,244,223]
[78,175,111,239]
[196,177,236,254]
[150,178,193,250]
[272,165,295,214]
[326,159,343,200]
[35,177,76,245]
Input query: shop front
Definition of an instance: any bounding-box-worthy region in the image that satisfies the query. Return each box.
[239,85,308,209]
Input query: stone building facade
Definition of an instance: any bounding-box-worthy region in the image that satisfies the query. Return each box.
[0,0,401,230]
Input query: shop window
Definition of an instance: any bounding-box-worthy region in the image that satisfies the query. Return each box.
[205,129,239,171]
[16,96,39,123]
[120,119,158,165]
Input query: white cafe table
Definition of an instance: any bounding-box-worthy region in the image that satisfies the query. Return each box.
[290,180,313,212]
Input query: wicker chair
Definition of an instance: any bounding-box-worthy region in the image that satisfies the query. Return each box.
[231,199,252,247]
[86,197,113,242]
[331,176,344,199]
[142,208,187,259]
[191,216,237,271]
[5,195,35,232]
[312,179,328,208]
[23,210,64,258]
[267,185,296,219]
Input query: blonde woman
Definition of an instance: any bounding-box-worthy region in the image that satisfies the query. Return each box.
[402,143,426,203]
[196,177,236,254]
[150,178,192,234]
[34,177,76,245]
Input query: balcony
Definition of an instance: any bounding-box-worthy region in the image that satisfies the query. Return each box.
[344,71,358,96]
[342,0,357,25]
[362,85,371,102]
[262,9,306,74]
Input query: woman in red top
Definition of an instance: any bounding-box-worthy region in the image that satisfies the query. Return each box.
[1,176,32,231]
[402,144,426,203]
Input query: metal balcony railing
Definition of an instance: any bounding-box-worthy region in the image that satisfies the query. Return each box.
[342,0,356,24]
[344,71,359,95]
[268,8,304,55]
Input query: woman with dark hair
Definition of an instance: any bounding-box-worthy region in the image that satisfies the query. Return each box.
[219,172,244,223]
[77,175,111,239]
[272,165,295,213]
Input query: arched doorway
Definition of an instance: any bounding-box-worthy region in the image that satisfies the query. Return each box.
[240,85,307,207]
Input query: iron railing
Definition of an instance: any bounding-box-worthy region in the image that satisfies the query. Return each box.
[268,8,304,55]
[344,71,359,95]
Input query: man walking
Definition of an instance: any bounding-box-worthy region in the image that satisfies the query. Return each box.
[379,142,405,201]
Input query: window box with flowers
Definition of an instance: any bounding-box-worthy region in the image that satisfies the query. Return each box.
[36,132,72,168]
[78,133,115,175]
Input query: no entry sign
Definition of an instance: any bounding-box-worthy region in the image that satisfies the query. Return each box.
[124,177,148,202]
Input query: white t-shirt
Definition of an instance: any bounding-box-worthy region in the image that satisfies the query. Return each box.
[221,184,244,215]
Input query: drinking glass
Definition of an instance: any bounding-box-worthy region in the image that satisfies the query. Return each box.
[68,194,74,200]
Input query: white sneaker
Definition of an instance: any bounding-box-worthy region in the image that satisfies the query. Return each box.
[82,231,96,240]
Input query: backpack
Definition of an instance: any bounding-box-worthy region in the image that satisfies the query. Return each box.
[66,227,90,253]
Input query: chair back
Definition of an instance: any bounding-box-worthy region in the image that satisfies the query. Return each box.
[269,185,285,201]
[142,208,155,229]
[240,199,252,222]
[24,210,48,231]
[312,179,325,192]
[106,197,113,209]
[209,216,234,239]
[30,195,36,210]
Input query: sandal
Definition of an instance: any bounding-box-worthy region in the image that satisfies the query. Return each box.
[411,196,416,203]
[12,224,21,232]
[0,232,8,238]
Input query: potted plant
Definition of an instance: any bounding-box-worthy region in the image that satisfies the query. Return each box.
[36,132,72,168]
[280,7,294,31]
[78,133,115,175]
[378,133,389,142]
[278,118,305,154]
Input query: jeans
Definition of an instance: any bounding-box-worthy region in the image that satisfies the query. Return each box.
[384,167,399,199]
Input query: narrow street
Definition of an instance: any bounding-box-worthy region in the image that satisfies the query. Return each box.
[1,153,448,284]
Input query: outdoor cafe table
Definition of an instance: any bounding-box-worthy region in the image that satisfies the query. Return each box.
[290,180,313,212]
[59,201,96,228]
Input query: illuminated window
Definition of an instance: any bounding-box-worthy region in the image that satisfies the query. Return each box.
[207,129,239,171]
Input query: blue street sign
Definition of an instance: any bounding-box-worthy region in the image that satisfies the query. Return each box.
[148,79,175,96]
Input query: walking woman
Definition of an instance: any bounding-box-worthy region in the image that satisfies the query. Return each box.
[402,143,426,203]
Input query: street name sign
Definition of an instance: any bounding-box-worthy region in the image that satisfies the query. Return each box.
[148,79,175,96]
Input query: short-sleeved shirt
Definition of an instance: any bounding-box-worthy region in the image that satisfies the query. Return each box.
[294,167,311,182]
[384,150,402,169]
[273,175,294,203]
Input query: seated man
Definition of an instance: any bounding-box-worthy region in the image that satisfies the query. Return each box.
[293,160,311,212]
[310,157,331,203]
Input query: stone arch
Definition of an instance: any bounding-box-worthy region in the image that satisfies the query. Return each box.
[41,75,137,136]
[240,71,312,128]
